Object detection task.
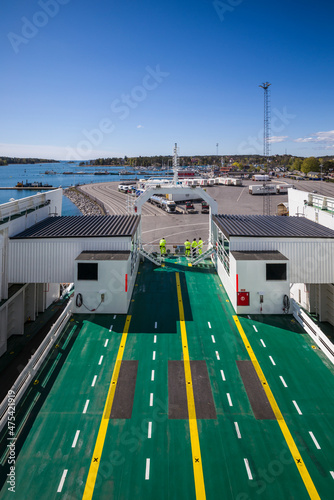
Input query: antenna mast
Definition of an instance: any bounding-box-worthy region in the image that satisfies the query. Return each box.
[259,82,271,215]
[173,143,179,185]
[259,82,271,156]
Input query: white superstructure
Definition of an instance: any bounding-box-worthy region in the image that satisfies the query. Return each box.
[288,188,334,326]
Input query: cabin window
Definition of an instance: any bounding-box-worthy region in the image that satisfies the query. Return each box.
[77,263,98,281]
[266,263,286,281]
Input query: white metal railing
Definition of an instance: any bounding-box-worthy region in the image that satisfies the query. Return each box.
[292,299,334,365]
[0,298,73,433]
[307,193,334,214]
[216,240,230,274]
[192,246,214,265]
[0,193,50,222]
[141,243,210,258]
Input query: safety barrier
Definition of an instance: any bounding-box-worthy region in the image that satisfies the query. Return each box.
[139,243,213,266]
[0,195,51,223]
[139,247,161,266]
[292,300,334,365]
[191,246,215,265]
[0,298,73,433]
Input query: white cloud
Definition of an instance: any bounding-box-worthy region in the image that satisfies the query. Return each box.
[137,125,143,129]
[294,130,334,146]
[268,135,288,143]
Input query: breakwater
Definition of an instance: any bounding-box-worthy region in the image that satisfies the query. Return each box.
[63,187,106,215]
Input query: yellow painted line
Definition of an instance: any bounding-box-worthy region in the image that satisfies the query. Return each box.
[176,273,206,500]
[82,315,131,500]
[233,316,320,500]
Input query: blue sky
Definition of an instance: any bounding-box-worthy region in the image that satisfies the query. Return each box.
[1,0,333,160]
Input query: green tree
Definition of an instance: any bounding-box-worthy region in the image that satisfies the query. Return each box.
[291,158,303,171]
[301,157,320,174]
[322,160,334,172]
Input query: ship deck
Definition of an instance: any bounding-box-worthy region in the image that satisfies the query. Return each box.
[1,257,334,499]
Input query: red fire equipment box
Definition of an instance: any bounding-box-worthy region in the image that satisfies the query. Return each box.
[237,291,250,306]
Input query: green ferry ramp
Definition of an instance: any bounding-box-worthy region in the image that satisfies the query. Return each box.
[0,257,333,500]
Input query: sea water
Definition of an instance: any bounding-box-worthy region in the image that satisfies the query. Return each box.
[0,161,134,215]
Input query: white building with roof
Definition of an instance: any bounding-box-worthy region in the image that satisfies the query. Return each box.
[288,188,334,326]
[211,214,334,316]
[0,189,141,356]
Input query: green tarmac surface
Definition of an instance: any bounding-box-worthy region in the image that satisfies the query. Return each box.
[1,257,334,499]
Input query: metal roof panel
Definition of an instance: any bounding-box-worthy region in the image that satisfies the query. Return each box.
[11,215,140,239]
[213,214,334,239]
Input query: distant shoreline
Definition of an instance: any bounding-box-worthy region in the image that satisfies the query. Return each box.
[0,186,57,190]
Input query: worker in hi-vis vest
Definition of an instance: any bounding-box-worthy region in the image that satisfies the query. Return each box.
[191,238,197,258]
[198,237,203,255]
[184,239,191,257]
[160,237,166,256]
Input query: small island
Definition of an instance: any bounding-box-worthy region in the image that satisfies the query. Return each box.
[0,157,59,166]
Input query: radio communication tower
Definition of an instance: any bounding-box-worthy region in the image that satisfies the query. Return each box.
[173,143,179,185]
[259,82,272,215]
[259,82,271,156]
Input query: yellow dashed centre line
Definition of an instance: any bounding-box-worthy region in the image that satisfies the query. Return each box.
[233,315,320,500]
[176,273,206,500]
[82,315,131,500]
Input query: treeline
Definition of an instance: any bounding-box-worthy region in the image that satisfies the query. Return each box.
[0,157,58,166]
[289,157,334,174]
[90,154,288,167]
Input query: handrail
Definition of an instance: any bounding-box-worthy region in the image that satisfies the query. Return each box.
[0,298,73,433]
[292,299,334,365]
[0,190,61,222]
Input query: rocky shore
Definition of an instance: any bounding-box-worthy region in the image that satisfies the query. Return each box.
[63,187,105,215]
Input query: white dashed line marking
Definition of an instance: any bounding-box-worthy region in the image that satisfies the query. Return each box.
[153,335,157,343]
[145,458,150,480]
[83,400,90,414]
[57,469,68,492]
[279,376,287,387]
[234,422,241,439]
[208,322,211,328]
[220,369,226,381]
[149,393,154,406]
[154,322,157,329]
[148,422,152,439]
[244,459,253,480]
[330,471,334,480]
[253,325,258,332]
[269,356,276,366]
[91,375,97,387]
[211,335,216,343]
[260,339,266,348]
[152,351,156,360]
[98,355,103,365]
[151,370,155,381]
[247,315,251,319]
[292,400,302,415]
[215,351,220,360]
[104,339,109,347]
[227,393,233,406]
[72,430,80,448]
[109,325,113,331]
[113,315,116,319]
[309,432,321,449]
